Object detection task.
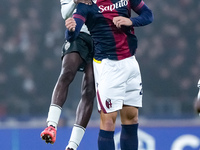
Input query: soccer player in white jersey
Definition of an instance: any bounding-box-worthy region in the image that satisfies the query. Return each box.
[40,0,95,150]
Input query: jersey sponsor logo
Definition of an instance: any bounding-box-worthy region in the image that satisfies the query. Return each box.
[105,98,112,109]
[98,0,128,13]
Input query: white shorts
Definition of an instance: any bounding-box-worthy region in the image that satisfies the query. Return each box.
[93,56,143,113]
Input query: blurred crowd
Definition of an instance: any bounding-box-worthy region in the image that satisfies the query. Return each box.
[136,0,200,118]
[0,0,65,118]
[0,0,199,120]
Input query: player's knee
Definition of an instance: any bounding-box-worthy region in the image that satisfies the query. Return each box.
[122,115,138,124]
[101,119,115,131]
[131,115,138,124]
[100,111,117,131]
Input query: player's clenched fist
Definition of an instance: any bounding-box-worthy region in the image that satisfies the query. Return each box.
[65,18,76,32]
[113,16,132,28]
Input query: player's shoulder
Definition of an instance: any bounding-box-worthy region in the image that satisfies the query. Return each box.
[198,79,200,88]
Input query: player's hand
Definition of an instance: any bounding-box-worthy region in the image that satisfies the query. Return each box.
[113,16,132,28]
[74,0,92,5]
[65,18,76,32]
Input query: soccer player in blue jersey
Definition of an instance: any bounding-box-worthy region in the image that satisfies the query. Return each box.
[65,0,153,149]
[40,0,96,150]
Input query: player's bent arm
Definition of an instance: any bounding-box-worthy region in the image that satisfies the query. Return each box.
[130,2,153,27]
[65,17,84,42]
[61,0,77,20]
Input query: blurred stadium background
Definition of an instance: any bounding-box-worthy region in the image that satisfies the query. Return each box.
[0,0,200,150]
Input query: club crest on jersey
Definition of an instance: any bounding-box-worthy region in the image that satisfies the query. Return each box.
[105,98,112,109]
[98,0,128,13]
[65,41,71,50]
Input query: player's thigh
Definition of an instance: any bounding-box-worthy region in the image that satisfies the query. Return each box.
[100,110,118,131]
[62,52,83,74]
[120,105,138,125]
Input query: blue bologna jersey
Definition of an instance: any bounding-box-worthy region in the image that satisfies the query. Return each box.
[66,0,153,61]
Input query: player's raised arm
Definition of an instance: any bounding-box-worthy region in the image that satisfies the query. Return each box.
[60,0,77,19]
[65,2,89,42]
[60,0,92,20]
[130,0,154,27]
[65,16,85,42]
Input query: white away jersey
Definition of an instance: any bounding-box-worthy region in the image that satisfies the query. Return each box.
[60,0,90,34]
